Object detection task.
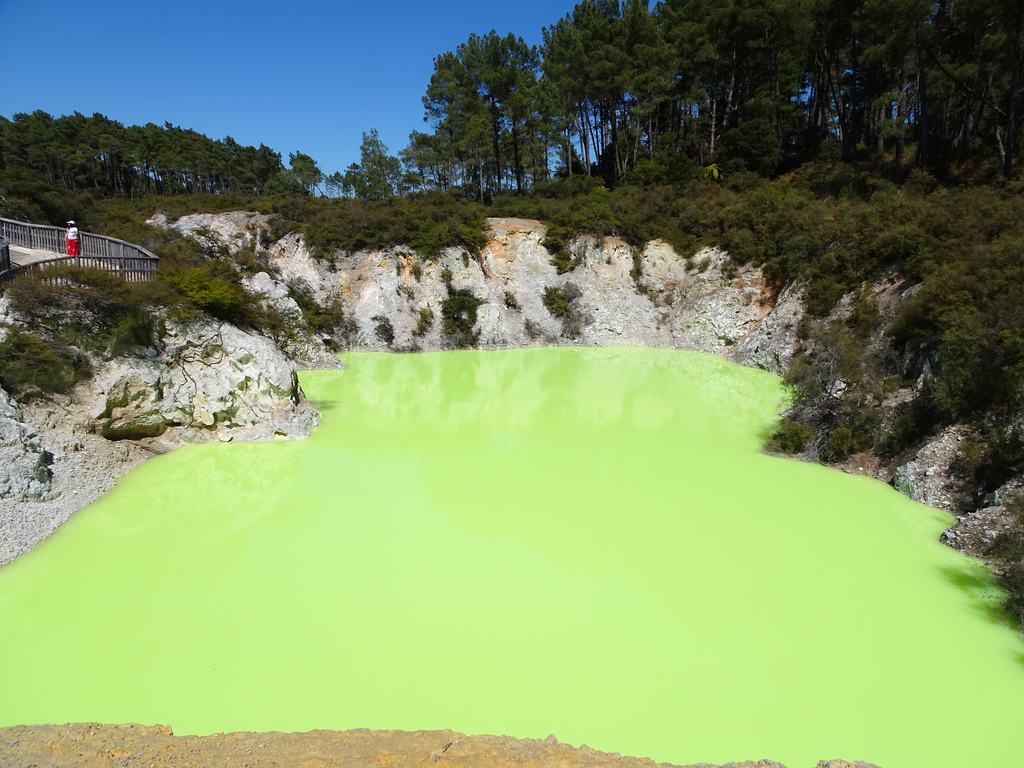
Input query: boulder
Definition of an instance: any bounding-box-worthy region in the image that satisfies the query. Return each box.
[96,316,319,444]
[0,387,49,499]
[892,425,969,510]
[148,210,268,251]
[730,283,803,375]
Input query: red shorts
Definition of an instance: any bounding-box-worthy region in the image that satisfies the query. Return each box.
[67,239,79,256]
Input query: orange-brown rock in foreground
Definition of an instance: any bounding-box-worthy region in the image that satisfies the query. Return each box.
[0,723,882,768]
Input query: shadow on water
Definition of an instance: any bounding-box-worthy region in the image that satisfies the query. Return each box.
[936,562,1014,621]
[305,398,341,414]
[935,563,1024,672]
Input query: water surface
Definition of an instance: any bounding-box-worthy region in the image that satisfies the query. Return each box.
[2,348,1023,768]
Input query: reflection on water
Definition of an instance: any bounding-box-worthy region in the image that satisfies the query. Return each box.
[1,348,1023,768]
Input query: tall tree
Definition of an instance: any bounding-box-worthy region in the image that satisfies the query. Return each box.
[422,31,544,198]
[342,129,403,200]
[423,47,492,198]
[289,152,323,195]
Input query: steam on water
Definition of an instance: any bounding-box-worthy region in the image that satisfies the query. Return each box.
[1,348,1023,768]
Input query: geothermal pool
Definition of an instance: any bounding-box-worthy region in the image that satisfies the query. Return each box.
[1,348,1023,768]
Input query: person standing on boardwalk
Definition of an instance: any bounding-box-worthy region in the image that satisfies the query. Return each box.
[66,220,79,256]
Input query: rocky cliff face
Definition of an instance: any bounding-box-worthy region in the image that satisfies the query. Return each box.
[158,213,803,372]
[355,217,801,370]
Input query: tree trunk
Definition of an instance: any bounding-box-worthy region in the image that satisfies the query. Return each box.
[511,121,523,193]
[1004,5,1023,178]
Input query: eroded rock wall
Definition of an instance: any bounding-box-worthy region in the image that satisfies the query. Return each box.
[194,215,804,371]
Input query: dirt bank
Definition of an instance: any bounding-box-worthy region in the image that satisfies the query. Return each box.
[0,723,881,768]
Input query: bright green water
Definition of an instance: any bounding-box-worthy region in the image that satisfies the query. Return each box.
[2,348,1024,768]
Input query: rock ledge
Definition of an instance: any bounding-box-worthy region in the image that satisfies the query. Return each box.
[0,723,882,768]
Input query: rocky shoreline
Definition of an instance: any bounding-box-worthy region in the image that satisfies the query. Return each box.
[2,213,806,567]
[0,723,882,768]
[4,211,1018,572]
[0,390,152,567]
[0,312,332,568]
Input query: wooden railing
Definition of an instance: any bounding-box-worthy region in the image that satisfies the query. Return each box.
[0,217,159,282]
[0,236,9,273]
[5,255,160,284]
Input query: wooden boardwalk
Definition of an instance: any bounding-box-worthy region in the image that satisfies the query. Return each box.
[0,218,159,282]
[9,244,60,267]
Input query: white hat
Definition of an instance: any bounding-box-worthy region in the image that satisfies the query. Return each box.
[67,220,75,225]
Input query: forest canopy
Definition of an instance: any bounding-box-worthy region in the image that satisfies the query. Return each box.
[408,0,1023,197]
[2,0,1022,205]
[0,112,317,198]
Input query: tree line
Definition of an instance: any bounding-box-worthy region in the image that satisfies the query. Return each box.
[0,111,325,198]
[2,0,1022,204]
[397,0,1023,199]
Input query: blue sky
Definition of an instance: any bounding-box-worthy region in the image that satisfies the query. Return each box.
[1,0,583,177]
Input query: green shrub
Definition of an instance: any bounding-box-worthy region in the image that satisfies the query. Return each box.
[543,285,574,320]
[825,426,858,461]
[4,266,161,357]
[302,191,487,259]
[766,418,815,454]
[804,277,849,317]
[106,311,160,357]
[441,288,483,348]
[373,315,395,344]
[549,249,582,274]
[162,266,244,321]
[286,280,348,337]
[542,283,583,338]
[630,250,644,285]
[0,329,92,398]
[414,307,434,337]
[722,228,758,264]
